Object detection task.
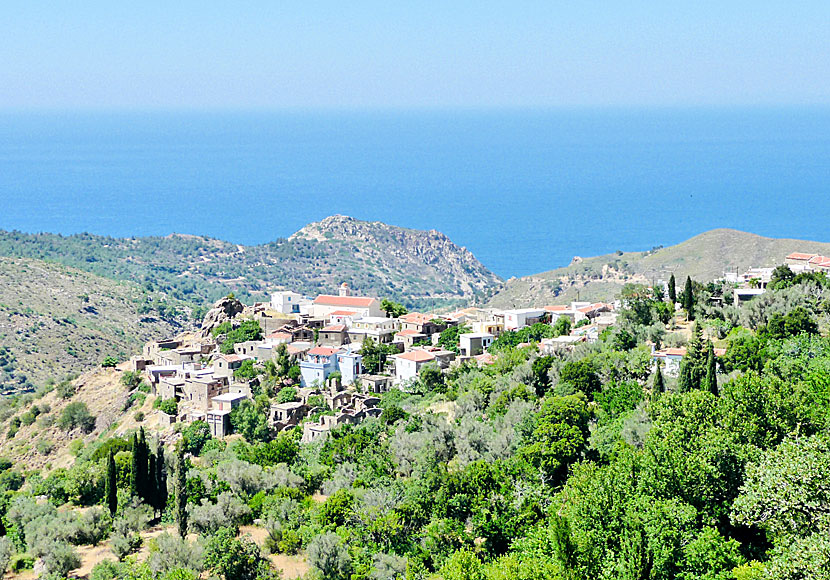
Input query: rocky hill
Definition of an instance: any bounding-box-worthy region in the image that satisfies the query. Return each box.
[0,258,194,393]
[0,216,502,310]
[487,229,830,308]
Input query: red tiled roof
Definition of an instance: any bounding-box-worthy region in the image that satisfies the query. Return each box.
[314,295,376,308]
[219,354,245,363]
[808,255,830,264]
[322,324,346,332]
[397,350,435,362]
[396,329,424,337]
[266,332,292,339]
[786,252,817,261]
[545,305,569,312]
[401,312,439,324]
[330,310,357,316]
[308,346,339,356]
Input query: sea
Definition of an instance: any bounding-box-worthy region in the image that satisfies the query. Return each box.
[1,108,829,279]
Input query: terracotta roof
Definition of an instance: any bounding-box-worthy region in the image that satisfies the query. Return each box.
[330,310,358,316]
[397,350,435,362]
[266,332,292,340]
[308,346,339,357]
[809,255,830,264]
[396,329,424,337]
[787,252,817,261]
[474,353,495,365]
[219,354,245,363]
[578,303,610,314]
[322,324,346,332]
[401,312,439,324]
[545,305,569,312]
[286,343,310,355]
[313,295,376,308]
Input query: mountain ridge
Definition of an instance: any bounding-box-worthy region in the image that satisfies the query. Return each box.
[487,228,830,308]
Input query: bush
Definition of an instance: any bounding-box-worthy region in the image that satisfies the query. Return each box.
[56,380,75,399]
[102,356,119,368]
[275,387,298,404]
[308,532,352,580]
[9,553,34,572]
[182,421,212,455]
[154,398,178,416]
[37,439,55,455]
[147,532,204,576]
[0,537,12,576]
[58,402,96,433]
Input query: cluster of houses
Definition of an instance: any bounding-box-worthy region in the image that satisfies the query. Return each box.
[722,251,830,306]
[132,281,619,443]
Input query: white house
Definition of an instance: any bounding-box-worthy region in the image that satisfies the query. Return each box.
[347,316,400,344]
[393,350,437,384]
[311,284,383,319]
[270,291,309,314]
[501,308,547,331]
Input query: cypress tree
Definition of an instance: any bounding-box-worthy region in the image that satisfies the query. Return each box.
[683,277,695,320]
[137,427,150,503]
[175,440,187,537]
[653,365,665,394]
[668,274,677,303]
[156,443,168,515]
[129,432,139,498]
[105,449,117,516]
[704,341,718,395]
[147,453,157,515]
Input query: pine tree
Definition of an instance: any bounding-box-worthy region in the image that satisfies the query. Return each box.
[653,365,665,394]
[703,341,718,395]
[175,440,187,537]
[105,449,117,516]
[683,277,695,320]
[668,274,677,303]
[155,443,168,515]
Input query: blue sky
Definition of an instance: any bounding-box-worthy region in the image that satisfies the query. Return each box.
[2,1,828,109]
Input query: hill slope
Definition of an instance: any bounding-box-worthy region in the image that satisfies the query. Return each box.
[488,229,830,308]
[0,258,193,393]
[0,216,501,309]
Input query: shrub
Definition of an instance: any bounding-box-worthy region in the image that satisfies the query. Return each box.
[36,439,55,455]
[154,398,178,416]
[147,532,204,576]
[101,356,119,368]
[58,402,96,433]
[134,411,145,422]
[308,532,352,580]
[56,380,75,399]
[9,554,33,572]
[0,537,12,576]
[182,421,211,455]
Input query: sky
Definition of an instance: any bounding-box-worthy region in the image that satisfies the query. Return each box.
[1,1,829,109]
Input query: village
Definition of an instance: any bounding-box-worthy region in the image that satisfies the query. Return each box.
[130,251,830,445]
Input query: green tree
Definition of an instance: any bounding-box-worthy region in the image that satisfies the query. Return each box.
[155,442,167,516]
[380,299,408,318]
[437,324,470,354]
[551,316,571,338]
[175,441,187,537]
[203,526,277,580]
[105,449,117,516]
[558,359,601,398]
[678,324,704,392]
[359,337,396,374]
[652,365,665,394]
[683,276,695,320]
[102,356,119,368]
[58,401,96,433]
[668,273,677,303]
[702,341,718,396]
[769,264,795,290]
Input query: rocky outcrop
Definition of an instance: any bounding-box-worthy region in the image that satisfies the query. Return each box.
[291,215,502,300]
[199,296,245,337]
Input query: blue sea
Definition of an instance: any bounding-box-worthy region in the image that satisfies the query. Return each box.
[1,108,829,278]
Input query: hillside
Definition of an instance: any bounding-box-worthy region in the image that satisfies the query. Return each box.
[0,216,502,310]
[487,228,830,308]
[0,258,193,393]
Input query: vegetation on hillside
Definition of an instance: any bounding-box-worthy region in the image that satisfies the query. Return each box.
[0,257,827,578]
